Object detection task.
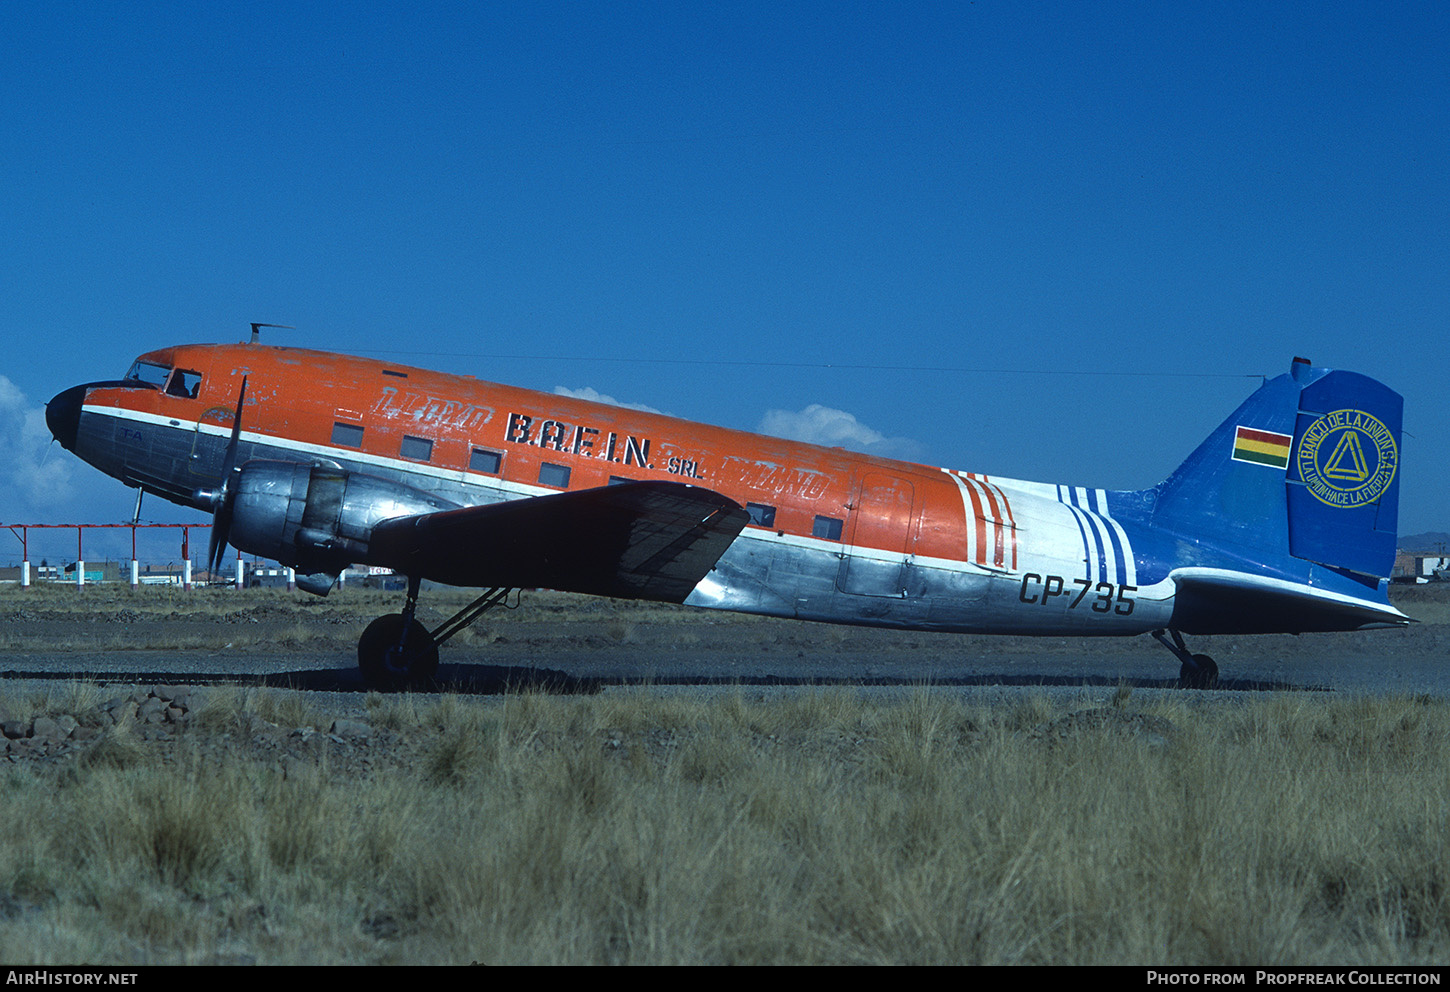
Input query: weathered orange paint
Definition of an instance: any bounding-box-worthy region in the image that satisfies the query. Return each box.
[89,343,985,564]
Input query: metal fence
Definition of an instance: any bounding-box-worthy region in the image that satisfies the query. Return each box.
[2,522,227,589]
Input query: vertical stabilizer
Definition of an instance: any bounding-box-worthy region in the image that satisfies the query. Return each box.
[1149,359,1402,582]
[1285,367,1401,577]
[1151,369,1298,556]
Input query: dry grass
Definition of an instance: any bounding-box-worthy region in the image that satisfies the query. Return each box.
[0,581,684,617]
[0,581,401,610]
[2,687,1450,965]
[0,584,713,653]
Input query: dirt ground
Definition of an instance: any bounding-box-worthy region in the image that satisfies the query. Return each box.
[5,582,1447,966]
[0,580,1447,827]
[1,581,1446,698]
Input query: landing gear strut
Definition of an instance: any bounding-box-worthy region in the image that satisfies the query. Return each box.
[1152,628,1219,689]
[356,577,514,690]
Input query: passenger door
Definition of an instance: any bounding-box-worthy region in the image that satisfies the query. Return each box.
[836,473,917,597]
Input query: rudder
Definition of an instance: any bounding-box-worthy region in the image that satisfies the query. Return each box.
[1285,366,1402,578]
[1148,358,1402,582]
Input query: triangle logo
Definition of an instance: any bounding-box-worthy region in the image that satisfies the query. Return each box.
[1322,430,1370,483]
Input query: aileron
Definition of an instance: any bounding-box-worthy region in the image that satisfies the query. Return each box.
[368,481,748,602]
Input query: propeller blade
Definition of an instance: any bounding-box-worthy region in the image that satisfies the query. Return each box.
[208,499,232,573]
[222,376,247,477]
[207,377,248,574]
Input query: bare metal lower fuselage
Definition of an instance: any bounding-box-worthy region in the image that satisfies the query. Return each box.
[71,399,1175,636]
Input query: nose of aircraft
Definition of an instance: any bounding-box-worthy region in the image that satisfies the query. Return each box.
[46,384,87,451]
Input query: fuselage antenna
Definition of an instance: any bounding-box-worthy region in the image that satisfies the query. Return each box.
[249,322,295,344]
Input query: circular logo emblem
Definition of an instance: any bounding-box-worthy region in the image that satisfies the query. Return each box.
[1295,409,1398,508]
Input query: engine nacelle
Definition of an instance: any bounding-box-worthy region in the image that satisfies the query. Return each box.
[227,460,459,575]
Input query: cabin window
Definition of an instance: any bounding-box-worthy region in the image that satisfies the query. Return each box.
[538,462,571,488]
[332,422,365,448]
[125,360,170,387]
[400,435,433,462]
[164,369,203,398]
[746,503,776,528]
[813,515,843,541]
[470,448,502,474]
[608,476,636,486]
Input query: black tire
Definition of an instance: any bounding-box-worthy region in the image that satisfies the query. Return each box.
[358,613,439,690]
[1179,653,1219,689]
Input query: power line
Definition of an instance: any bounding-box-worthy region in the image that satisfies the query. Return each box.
[348,350,1262,380]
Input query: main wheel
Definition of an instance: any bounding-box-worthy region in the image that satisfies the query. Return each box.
[358,613,439,690]
[1179,653,1219,689]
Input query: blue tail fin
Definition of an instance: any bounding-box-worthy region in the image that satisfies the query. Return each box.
[1150,358,1402,580]
[1285,366,1401,577]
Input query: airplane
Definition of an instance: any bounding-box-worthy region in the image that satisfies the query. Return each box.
[45,329,1408,689]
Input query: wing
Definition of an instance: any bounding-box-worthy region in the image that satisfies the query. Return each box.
[1168,568,1412,634]
[367,481,749,603]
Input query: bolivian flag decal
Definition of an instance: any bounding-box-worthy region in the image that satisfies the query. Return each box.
[1232,426,1293,469]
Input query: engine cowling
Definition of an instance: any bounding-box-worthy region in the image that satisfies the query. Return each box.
[227,460,460,577]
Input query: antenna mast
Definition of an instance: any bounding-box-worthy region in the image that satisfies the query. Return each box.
[249,322,295,344]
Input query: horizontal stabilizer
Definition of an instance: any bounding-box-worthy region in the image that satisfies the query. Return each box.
[368,481,749,602]
[1168,569,1409,635]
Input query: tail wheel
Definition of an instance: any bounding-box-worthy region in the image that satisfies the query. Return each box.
[1180,653,1219,690]
[1153,629,1222,690]
[358,613,439,689]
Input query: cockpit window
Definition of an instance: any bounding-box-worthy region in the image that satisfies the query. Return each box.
[165,369,203,398]
[125,360,171,388]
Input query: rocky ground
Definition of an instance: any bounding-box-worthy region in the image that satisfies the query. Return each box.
[1,582,1446,773]
[0,680,424,782]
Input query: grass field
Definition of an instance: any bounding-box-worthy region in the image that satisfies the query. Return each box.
[3,680,1450,965]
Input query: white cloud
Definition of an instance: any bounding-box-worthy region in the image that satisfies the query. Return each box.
[0,375,79,521]
[553,386,664,415]
[0,377,215,564]
[757,404,926,461]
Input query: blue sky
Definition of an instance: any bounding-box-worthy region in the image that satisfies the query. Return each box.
[2,1,1446,565]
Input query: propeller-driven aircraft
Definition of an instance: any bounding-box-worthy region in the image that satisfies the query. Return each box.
[46,329,1407,688]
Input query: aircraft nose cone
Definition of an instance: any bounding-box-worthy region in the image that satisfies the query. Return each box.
[46,384,87,451]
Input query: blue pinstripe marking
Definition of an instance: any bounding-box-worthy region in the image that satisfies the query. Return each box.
[1061,485,1105,582]
[1085,500,1109,583]
[1057,485,1090,577]
[1086,489,1128,583]
[1076,489,1108,583]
